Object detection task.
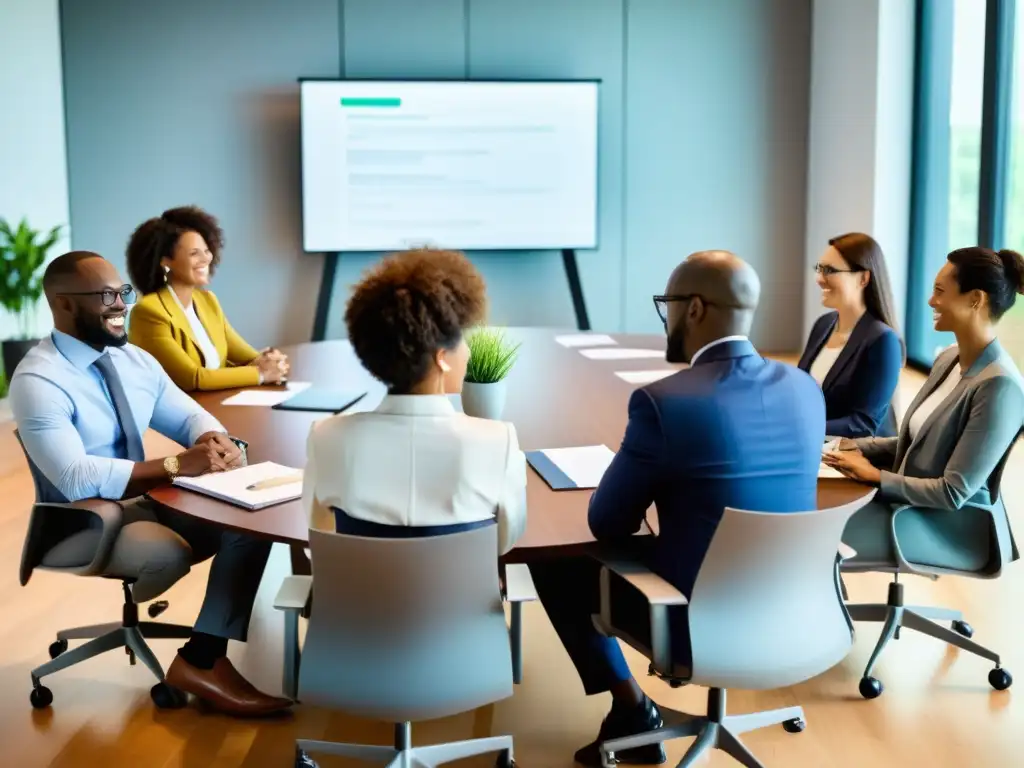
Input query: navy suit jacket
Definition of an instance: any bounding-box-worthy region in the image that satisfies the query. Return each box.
[588,339,825,603]
[797,311,902,438]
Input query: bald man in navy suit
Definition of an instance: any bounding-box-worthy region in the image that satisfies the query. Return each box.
[531,252,825,766]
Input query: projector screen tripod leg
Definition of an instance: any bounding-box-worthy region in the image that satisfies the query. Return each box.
[562,248,591,331]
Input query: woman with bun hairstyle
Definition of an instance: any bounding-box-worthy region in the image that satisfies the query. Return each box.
[825,247,1024,572]
[126,206,289,391]
[799,232,904,437]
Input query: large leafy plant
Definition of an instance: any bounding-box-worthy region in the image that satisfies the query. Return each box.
[0,218,63,340]
[465,327,520,384]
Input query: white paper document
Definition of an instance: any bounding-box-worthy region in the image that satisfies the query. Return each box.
[555,333,618,348]
[818,463,845,480]
[173,461,304,510]
[579,347,664,361]
[221,381,312,407]
[541,445,616,489]
[615,369,677,385]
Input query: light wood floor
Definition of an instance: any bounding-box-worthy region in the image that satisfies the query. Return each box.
[1,370,1021,767]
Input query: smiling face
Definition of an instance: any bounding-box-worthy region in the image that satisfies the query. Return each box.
[163,230,213,288]
[929,261,980,333]
[816,245,868,311]
[62,257,132,348]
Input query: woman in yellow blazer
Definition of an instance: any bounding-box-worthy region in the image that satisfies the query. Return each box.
[126,206,289,391]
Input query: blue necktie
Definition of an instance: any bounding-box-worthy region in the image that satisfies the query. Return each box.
[94,352,146,462]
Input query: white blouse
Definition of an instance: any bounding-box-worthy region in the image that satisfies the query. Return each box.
[302,394,528,555]
[167,288,221,369]
[908,365,962,441]
[809,344,844,385]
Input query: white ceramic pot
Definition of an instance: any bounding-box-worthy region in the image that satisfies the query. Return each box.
[461,380,507,420]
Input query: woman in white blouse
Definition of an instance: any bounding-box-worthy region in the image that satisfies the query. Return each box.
[825,247,1024,572]
[798,233,903,437]
[301,248,527,554]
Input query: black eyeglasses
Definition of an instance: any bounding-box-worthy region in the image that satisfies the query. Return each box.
[814,264,864,277]
[58,285,137,307]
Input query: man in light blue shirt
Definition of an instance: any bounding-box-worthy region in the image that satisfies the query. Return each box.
[10,251,291,717]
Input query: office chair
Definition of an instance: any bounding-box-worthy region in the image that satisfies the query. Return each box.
[279,525,515,768]
[275,556,537,699]
[16,432,193,710]
[841,492,1017,698]
[593,491,875,768]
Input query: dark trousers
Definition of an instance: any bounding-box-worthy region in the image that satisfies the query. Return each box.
[530,539,688,696]
[107,499,273,642]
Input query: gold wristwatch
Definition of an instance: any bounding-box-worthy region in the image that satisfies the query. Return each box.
[163,455,180,481]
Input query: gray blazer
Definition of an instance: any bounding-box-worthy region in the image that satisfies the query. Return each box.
[855,339,1022,573]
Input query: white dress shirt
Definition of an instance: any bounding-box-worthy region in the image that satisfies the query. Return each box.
[809,344,844,385]
[302,394,528,555]
[908,365,963,441]
[690,335,749,365]
[166,287,221,369]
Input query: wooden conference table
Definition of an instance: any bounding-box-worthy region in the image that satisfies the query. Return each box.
[149,329,868,561]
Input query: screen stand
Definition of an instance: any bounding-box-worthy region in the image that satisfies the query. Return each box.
[311,249,591,339]
[311,252,340,342]
[561,248,590,331]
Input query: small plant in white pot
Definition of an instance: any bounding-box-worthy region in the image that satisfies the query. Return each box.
[461,328,520,420]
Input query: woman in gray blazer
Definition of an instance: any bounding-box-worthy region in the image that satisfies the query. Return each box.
[824,246,1024,573]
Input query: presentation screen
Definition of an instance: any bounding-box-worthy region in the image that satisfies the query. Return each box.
[300,80,599,252]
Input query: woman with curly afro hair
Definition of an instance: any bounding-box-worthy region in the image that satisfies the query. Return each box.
[299,248,527,550]
[125,205,289,391]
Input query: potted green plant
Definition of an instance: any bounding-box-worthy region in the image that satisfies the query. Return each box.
[461,327,520,420]
[0,218,63,378]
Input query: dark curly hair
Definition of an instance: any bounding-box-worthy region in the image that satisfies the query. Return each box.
[947,246,1024,320]
[125,206,224,294]
[345,249,488,393]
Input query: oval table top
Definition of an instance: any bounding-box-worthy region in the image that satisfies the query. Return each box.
[148,329,872,559]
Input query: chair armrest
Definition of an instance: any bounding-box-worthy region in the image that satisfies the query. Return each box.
[597,556,689,606]
[274,575,313,612]
[594,556,687,676]
[504,564,538,603]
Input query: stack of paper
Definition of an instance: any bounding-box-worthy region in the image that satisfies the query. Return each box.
[615,369,677,385]
[221,381,311,407]
[526,445,615,490]
[173,461,304,510]
[579,348,664,361]
[555,333,618,348]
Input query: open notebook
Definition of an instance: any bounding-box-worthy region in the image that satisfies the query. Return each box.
[172,462,304,510]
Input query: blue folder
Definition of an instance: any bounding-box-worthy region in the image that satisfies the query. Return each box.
[272,388,365,414]
[525,450,580,491]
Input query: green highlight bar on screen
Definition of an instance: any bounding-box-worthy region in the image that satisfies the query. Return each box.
[340,97,401,108]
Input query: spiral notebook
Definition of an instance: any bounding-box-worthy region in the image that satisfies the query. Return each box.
[171,462,304,510]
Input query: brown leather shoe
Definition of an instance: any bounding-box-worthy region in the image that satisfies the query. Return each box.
[165,654,293,716]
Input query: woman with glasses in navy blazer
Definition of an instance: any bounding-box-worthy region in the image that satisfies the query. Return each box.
[798,232,904,438]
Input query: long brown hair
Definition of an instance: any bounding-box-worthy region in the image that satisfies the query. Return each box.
[828,232,900,332]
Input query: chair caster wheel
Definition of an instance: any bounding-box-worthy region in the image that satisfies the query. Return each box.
[148,600,170,618]
[48,639,68,659]
[495,749,514,768]
[150,682,188,709]
[952,620,973,639]
[859,676,883,699]
[30,685,53,709]
[783,718,806,734]
[989,668,1012,691]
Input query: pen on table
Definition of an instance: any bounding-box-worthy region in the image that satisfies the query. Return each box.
[246,474,303,491]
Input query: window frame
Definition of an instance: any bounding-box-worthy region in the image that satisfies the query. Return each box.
[906,0,1016,370]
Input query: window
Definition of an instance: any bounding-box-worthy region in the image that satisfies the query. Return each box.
[1000,2,1024,364]
[909,0,1024,369]
[907,0,987,366]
